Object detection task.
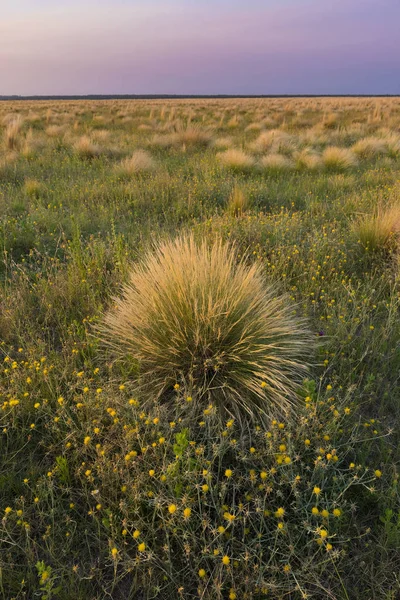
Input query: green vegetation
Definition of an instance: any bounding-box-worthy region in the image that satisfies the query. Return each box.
[102,234,311,421]
[0,98,399,599]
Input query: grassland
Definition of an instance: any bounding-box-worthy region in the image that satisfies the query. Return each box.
[0,97,400,600]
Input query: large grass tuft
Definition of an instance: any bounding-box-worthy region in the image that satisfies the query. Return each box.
[322,146,358,170]
[116,149,156,176]
[4,116,23,151]
[352,204,400,254]
[102,235,311,421]
[217,148,255,171]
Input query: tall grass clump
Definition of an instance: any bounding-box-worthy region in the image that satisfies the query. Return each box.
[116,149,156,176]
[382,132,400,157]
[73,135,101,158]
[251,129,297,154]
[295,149,322,171]
[217,148,255,172]
[227,185,250,216]
[4,116,23,150]
[151,123,213,149]
[352,136,388,158]
[352,204,400,254]
[102,235,311,421]
[322,146,358,170]
[24,178,46,198]
[173,122,214,148]
[260,153,294,172]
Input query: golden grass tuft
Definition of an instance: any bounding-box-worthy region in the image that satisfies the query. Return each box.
[322,146,358,170]
[173,123,214,148]
[294,149,322,171]
[251,129,297,154]
[93,129,111,142]
[21,129,37,159]
[4,116,23,151]
[102,235,311,422]
[217,148,255,171]
[24,179,46,198]
[352,205,400,254]
[352,136,388,158]
[46,125,65,138]
[213,137,233,149]
[151,123,213,149]
[116,150,156,176]
[380,132,400,158]
[227,185,250,217]
[73,135,101,159]
[260,153,294,171]
[245,122,263,132]
[138,123,154,132]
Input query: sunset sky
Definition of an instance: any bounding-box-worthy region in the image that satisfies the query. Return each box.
[1,0,399,95]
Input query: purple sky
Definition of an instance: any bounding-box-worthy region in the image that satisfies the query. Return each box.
[1,0,399,95]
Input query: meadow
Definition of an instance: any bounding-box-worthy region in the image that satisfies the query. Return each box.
[0,97,399,599]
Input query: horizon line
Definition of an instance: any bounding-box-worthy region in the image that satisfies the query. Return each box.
[2,93,400,101]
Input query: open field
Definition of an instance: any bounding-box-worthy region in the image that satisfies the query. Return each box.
[1,97,400,599]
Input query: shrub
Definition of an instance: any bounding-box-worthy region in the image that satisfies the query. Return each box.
[217,148,255,172]
[102,235,311,421]
[322,146,358,170]
[116,149,156,176]
[352,205,400,254]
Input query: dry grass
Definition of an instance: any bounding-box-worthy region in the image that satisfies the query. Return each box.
[245,122,263,132]
[46,125,65,137]
[213,136,233,149]
[4,116,23,151]
[73,135,101,158]
[217,148,255,171]
[260,153,294,171]
[150,123,213,149]
[251,129,297,154]
[102,235,311,421]
[352,136,388,158]
[295,149,323,170]
[116,150,156,176]
[227,115,240,128]
[322,146,358,170]
[138,123,154,132]
[93,129,111,142]
[174,123,214,147]
[381,132,400,157]
[24,179,45,198]
[227,185,250,216]
[352,204,400,254]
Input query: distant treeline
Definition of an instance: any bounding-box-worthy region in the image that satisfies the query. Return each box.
[1,94,399,101]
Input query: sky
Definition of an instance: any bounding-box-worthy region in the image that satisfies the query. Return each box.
[1,0,399,95]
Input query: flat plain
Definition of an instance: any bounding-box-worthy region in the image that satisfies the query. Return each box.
[1,97,400,599]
